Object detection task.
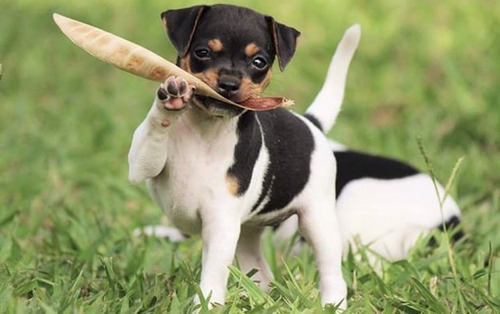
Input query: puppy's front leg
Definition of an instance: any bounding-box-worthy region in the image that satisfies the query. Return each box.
[197,209,241,307]
[128,77,194,183]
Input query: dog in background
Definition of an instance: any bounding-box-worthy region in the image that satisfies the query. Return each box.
[129,4,360,309]
[275,48,463,261]
[274,140,463,266]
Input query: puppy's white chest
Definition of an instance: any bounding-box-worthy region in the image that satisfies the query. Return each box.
[148,115,239,234]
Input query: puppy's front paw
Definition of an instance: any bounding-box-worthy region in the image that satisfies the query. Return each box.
[157,76,195,111]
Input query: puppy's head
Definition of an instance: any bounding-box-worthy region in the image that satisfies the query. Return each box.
[161,4,300,115]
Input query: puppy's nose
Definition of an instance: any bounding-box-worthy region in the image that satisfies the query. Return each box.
[217,76,240,98]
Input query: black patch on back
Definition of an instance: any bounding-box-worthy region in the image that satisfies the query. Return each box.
[335,150,419,196]
[252,108,315,214]
[303,113,323,132]
[227,112,263,195]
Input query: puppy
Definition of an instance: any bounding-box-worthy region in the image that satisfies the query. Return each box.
[128,4,360,309]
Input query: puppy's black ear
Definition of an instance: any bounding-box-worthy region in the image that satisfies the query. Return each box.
[161,6,208,57]
[267,18,301,71]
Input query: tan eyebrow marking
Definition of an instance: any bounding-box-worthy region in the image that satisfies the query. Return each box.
[192,69,219,90]
[208,38,223,52]
[245,43,260,57]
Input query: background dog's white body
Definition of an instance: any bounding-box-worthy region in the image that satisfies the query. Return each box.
[335,173,460,260]
[275,149,462,262]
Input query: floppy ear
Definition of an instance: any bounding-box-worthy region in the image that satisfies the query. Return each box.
[160,5,208,57]
[268,17,301,71]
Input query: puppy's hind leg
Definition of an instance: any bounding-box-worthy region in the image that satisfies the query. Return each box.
[235,225,273,291]
[298,198,347,310]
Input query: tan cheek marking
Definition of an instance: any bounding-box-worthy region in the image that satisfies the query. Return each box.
[245,43,260,57]
[193,70,219,89]
[260,70,273,90]
[239,70,273,100]
[208,39,223,52]
[226,174,240,196]
[180,55,192,72]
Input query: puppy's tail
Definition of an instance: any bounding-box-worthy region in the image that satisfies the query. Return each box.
[304,24,361,134]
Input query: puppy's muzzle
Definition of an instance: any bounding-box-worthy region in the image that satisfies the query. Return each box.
[217,75,241,99]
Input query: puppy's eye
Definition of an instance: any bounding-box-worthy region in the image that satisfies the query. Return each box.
[252,56,267,70]
[194,48,211,59]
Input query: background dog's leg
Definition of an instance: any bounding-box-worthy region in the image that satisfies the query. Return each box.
[236,225,273,291]
[273,215,304,256]
[298,200,347,310]
[196,210,241,307]
[132,225,187,242]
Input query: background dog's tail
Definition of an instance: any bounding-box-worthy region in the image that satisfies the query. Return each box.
[304,24,361,134]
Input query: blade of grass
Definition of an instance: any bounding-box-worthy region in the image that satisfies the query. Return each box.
[410,277,448,313]
[417,137,467,313]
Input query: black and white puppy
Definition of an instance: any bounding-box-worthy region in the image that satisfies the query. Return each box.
[128,4,359,309]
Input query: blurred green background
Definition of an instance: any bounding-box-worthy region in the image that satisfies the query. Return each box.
[1,0,499,312]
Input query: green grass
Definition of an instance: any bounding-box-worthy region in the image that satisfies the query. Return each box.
[1,0,499,312]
